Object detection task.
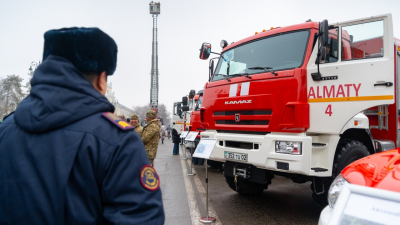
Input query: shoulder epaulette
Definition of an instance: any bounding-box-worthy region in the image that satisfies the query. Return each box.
[102,112,134,131]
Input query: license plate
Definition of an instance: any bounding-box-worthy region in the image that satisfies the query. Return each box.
[224,151,248,162]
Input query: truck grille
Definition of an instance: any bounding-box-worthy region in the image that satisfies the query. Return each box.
[216,120,269,125]
[214,110,272,116]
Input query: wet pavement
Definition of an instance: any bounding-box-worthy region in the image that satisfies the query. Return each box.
[155,139,322,225]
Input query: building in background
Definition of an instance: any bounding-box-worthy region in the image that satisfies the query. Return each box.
[106,82,134,119]
[105,82,116,104]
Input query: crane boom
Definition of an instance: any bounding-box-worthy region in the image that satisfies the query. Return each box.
[149,1,160,112]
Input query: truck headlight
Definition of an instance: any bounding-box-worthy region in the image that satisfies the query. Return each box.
[275,141,302,155]
[328,174,348,210]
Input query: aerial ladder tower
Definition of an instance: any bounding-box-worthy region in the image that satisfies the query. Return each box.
[149,1,160,112]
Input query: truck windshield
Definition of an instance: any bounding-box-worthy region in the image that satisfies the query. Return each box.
[212,30,310,81]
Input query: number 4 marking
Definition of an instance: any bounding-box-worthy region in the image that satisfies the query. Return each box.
[325,104,332,116]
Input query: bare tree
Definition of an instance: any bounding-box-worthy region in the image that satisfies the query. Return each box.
[24,71,33,95]
[157,103,171,125]
[131,103,171,126]
[0,75,25,119]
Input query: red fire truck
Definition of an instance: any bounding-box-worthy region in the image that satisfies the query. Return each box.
[187,90,203,134]
[198,14,399,205]
[188,90,224,167]
[172,90,196,135]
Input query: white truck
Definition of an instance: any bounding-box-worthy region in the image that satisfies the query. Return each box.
[172,101,185,135]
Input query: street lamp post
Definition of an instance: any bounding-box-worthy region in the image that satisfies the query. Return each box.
[29,61,40,76]
[27,61,40,94]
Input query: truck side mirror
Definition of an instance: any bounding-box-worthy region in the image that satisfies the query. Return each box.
[199,43,211,60]
[182,105,189,112]
[189,89,195,98]
[316,46,327,64]
[209,60,214,82]
[320,46,326,62]
[182,96,188,106]
[320,20,329,47]
[177,103,182,115]
[312,19,329,81]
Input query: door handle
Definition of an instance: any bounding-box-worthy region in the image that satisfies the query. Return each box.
[374,82,393,87]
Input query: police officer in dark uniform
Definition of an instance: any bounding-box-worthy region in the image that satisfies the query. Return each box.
[0,27,164,224]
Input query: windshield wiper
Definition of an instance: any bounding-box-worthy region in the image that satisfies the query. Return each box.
[230,73,252,79]
[214,74,231,82]
[248,67,278,76]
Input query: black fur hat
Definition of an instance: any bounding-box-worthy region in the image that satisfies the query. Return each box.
[43,27,118,75]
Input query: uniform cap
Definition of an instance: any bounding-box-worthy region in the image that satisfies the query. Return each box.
[130,113,139,120]
[146,110,157,119]
[43,27,118,75]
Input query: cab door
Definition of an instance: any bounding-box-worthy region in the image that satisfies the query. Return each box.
[307,14,394,134]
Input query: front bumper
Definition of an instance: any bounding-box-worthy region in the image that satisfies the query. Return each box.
[201,130,317,176]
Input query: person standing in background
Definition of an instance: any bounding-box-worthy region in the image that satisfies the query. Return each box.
[141,110,160,166]
[160,125,166,144]
[118,114,126,121]
[130,113,143,136]
[166,125,171,139]
[172,128,180,155]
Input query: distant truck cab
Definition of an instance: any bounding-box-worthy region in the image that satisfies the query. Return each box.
[172,101,184,134]
[184,90,200,148]
[198,14,399,205]
[171,90,197,140]
[189,90,204,134]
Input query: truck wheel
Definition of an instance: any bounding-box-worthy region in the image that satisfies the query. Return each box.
[224,175,271,195]
[311,139,369,206]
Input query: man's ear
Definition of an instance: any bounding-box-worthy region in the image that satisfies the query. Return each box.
[97,71,107,96]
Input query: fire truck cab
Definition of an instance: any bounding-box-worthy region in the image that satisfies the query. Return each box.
[187,90,203,133]
[198,14,398,205]
[183,90,200,148]
[172,101,184,134]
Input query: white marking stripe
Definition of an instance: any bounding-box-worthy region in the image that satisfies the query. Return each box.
[240,82,250,96]
[180,148,221,225]
[179,150,201,225]
[229,84,238,97]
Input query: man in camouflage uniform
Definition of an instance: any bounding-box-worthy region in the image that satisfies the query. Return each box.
[141,110,160,166]
[130,113,143,136]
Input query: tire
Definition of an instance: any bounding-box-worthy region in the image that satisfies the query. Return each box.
[311,139,369,207]
[224,174,271,195]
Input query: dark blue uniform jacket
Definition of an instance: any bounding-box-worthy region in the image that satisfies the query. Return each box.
[0,56,165,224]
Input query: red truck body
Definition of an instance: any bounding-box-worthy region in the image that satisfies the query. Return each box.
[200,23,317,133]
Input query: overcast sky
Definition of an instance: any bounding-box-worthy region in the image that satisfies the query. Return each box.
[1,0,400,116]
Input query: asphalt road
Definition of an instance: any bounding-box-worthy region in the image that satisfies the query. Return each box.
[155,139,322,225]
